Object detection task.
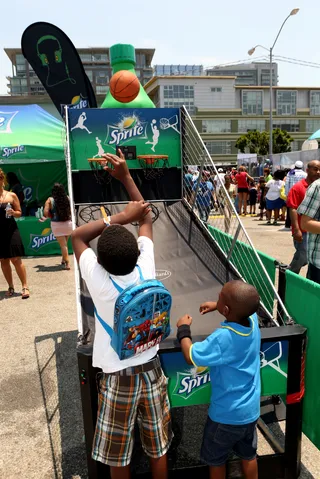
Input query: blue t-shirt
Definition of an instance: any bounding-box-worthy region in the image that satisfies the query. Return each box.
[193,181,213,208]
[190,313,261,425]
[184,173,194,190]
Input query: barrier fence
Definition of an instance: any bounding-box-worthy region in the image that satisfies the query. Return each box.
[181,106,290,326]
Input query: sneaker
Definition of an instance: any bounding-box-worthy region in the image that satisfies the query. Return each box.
[266,220,271,225]
[273,221,279,226]
[279,226,291,231]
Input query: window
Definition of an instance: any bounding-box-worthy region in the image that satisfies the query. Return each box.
[291,141,300,151]
[92,54,108,62]
[136,53,146,67]
[202,120,231,133]
[306,120,320,132]
[80,54,92,62]
[261,69,277,86]
[96,86,109,94]
[238,119,266,132]
[16,54,25,65]
[277,90,297,115]
[272,119,299,132]
[211,87,222,93]
[163,85,194,99]
[310,91,320,116]
[164,100,194,114]
[242,90,263,115]
[95,71,108,85]
[205,141,232,155]
[16,64,26,72]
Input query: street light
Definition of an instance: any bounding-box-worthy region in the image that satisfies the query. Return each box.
[248,8,299,158]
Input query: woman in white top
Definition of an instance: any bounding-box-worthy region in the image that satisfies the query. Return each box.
[265,170,285,226]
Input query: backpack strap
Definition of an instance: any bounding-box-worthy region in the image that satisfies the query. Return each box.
[97,265,146,336]
[94,306,114,338]
[110,265,144,293]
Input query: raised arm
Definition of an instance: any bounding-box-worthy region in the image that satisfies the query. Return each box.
[72,201,150,262]
[103,150,152,240]
[44,198,51,218]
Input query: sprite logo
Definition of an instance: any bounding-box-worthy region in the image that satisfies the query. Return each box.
[61,95,89,114]
[29,228,56,251]
[105,114,147,147]
[1,145,25,158]
[173,367,211,400]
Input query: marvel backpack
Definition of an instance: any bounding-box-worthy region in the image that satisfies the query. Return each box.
[95,266,172,360]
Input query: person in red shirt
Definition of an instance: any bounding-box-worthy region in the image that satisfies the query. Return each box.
[286,160,320,274]
[235,166,254,216]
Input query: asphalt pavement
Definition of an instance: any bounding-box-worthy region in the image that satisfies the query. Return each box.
[0,216,318,478]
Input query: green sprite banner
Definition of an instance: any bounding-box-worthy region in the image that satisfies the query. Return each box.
[160,340,288,407]
[0,104,65,162]
[0,105,67,206]
[16,217,72,256]
[68,108,181,170]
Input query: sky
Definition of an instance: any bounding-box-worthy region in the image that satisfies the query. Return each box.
[1,0,320,94]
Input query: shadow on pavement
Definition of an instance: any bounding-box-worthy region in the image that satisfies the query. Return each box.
[34,330,87,479]
[34,264,65,273]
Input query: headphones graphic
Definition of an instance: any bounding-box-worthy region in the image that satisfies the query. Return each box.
[37,35,62,66]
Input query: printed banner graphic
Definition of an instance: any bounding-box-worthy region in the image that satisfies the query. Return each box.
[160,340,288,407]
[68,108,181,170]
[21,22,97,116]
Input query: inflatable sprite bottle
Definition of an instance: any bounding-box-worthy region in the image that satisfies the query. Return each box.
[101,43,155,109]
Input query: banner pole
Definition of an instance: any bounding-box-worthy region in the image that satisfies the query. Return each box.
[65,106,83,335]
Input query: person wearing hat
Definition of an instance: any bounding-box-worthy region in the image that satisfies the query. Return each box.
[284,161,307,230]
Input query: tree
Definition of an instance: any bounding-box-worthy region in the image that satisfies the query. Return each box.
[235,128,294,155]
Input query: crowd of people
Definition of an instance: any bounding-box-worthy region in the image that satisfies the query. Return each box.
[185,159,320,284]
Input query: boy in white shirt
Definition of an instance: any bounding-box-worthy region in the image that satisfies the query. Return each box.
[72,150,172,479]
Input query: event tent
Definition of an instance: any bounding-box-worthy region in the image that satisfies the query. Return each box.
[0,104,67,208]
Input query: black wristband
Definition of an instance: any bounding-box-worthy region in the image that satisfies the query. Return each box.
[177,324,192,343]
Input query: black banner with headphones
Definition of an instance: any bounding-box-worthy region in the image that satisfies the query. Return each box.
[21,22,97,117]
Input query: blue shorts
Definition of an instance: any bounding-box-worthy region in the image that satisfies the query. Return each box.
[200,417,258,467]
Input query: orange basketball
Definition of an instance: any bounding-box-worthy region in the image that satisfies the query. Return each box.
[109,70,140,103]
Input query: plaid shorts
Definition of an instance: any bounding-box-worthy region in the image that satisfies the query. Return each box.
[92,356,173,467]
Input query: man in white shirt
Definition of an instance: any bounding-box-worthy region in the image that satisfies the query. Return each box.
[72,150,172,478]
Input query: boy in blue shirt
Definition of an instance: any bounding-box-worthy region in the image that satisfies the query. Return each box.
[176,280,260,479]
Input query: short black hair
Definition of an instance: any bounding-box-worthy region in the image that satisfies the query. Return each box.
[97,225,139,276]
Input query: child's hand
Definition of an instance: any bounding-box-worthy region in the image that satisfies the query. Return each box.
[199,301,217,315]
[102,149,131,182]
[122,201,151,224]
[177,314,192,327]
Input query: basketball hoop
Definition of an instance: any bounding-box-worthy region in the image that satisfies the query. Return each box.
[130,203,160,226]
[137,155,169,180]
[79,204,112,224]
[88,158,113,185]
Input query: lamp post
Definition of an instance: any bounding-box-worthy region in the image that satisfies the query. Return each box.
[248,8,299,159]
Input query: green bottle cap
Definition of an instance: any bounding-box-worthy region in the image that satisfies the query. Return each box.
[110,44,136,66]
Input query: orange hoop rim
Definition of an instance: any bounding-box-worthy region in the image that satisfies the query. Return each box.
[137,155,169,159]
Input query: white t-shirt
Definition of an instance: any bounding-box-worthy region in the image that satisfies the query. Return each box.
[266,179,284,201]
[215,173,226,191]
[79,236,158,373]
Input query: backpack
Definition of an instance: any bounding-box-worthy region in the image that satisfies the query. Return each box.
[95,266,172,360]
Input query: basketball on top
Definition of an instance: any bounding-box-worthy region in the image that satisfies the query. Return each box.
[109,70,140,103]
